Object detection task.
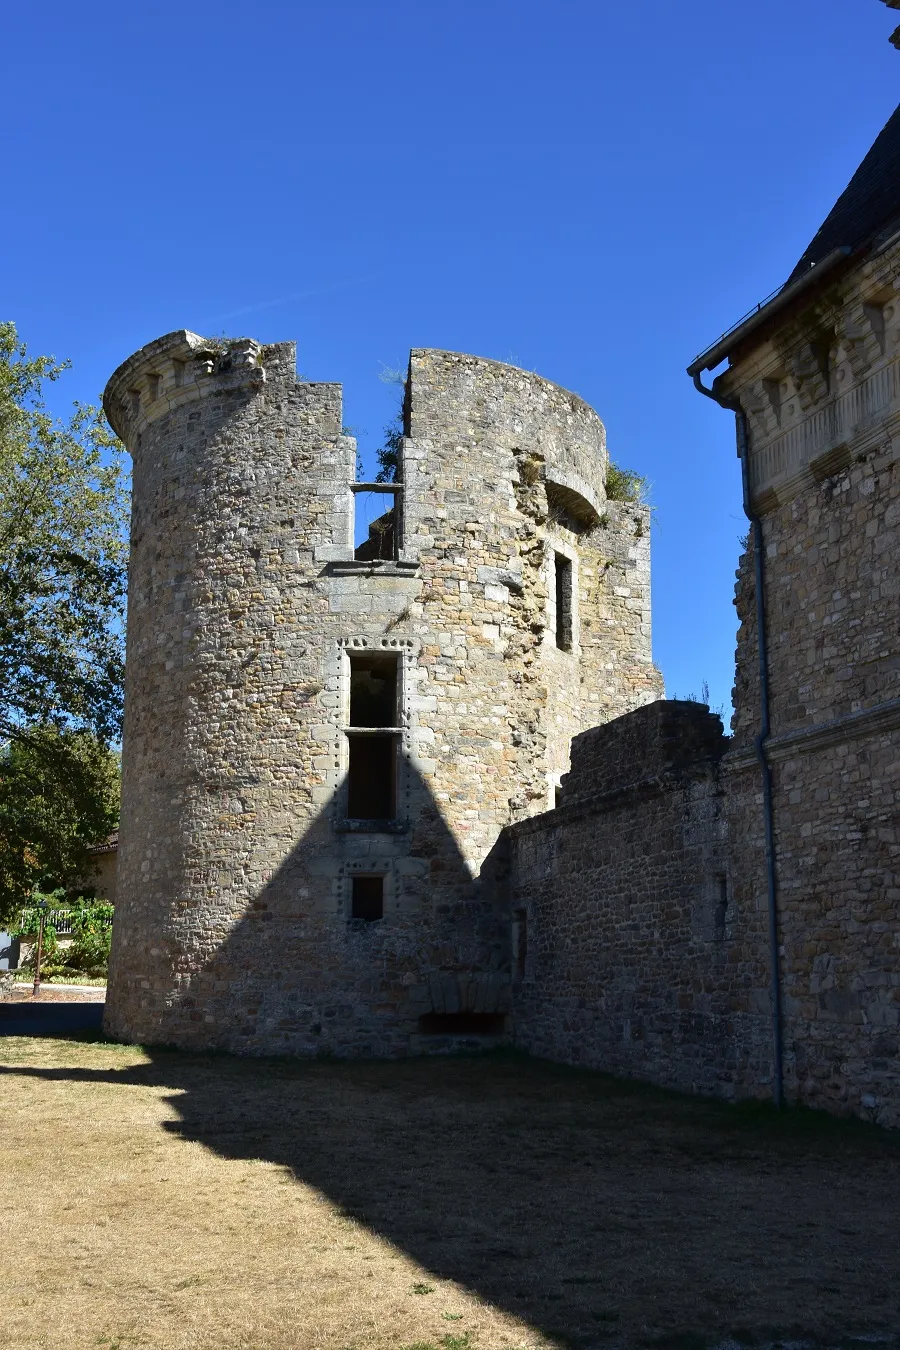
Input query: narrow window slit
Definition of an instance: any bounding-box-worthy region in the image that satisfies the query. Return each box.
[555,553,573,651]
[714,874,728,942]
[513,908,528,976]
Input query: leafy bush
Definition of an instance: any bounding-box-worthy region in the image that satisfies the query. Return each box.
[14,898,113,979]
[606,461,648,503]
[65,905,113,976]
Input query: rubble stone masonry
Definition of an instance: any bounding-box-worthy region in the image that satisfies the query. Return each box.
[508,702,772,1097]
[509,233,899,1126]
[717,236,900,1125]
[102,334,660,1055]
[102,221,898,1128]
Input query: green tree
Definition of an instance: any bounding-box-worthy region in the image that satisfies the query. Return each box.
[0,321,128,745]
[375,407,403,483]
[0,725,120,924]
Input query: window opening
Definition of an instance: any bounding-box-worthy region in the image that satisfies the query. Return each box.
[513,908,528,976]
[554,553,573,651]
[714,874,728,942]
[349,652,398,727]
[351,875,384,922]
[352,485,399,560]
[347,734,396,819]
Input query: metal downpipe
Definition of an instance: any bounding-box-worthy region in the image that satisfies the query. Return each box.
[691,372,785,1109]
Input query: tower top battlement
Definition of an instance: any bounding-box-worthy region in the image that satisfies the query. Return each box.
[105,334,610,522]
[103,330,299,442]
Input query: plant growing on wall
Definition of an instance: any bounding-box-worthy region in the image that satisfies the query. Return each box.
[605,461,648,503]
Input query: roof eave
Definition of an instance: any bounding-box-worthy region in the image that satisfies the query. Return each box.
[686,246,853,378]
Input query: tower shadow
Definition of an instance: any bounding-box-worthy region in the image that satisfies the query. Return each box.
[105,756,512,1057]
[4,1046,899,1348]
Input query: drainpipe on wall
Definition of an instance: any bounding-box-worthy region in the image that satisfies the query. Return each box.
[690,373,785,1110]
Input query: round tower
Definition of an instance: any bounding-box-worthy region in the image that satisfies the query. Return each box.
[103,333,661,1054]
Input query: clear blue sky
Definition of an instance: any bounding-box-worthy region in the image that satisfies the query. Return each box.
[3,0,897,719]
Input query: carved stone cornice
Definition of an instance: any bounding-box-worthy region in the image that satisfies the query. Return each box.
[746,355,900,510]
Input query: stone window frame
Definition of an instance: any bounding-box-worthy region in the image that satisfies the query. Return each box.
[544,537,580,657]
[341,858,396,923]
[334,636,415,832]
[350,480,402,561]
[313,432,424,571]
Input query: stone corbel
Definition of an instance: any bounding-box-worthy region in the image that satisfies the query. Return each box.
[743,374,791,438]
[835,307,874,382]
[788,338,831,411]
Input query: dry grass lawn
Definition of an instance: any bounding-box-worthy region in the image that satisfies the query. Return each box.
[1,1034,899,1350]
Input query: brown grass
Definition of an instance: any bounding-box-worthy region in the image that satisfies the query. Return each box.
[1,1036,898,1350]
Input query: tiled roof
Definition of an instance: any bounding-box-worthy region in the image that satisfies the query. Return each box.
[787,102,900,282]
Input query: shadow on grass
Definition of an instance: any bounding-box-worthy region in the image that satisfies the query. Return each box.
[2,1045,899,1349]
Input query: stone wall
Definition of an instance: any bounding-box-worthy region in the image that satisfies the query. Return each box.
[715,232,900,1127]
[102,335,661,1056]
[508,701,772,1097]
[725,453,900,1125]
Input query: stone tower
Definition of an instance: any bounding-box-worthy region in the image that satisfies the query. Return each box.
[102,332,661,1054]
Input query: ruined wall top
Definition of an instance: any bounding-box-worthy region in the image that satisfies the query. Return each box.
[104,336,609,523]
[557,699,727,807]
[408,349,608,521]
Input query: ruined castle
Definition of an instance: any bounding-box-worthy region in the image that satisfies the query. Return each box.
[103,80,900,1126]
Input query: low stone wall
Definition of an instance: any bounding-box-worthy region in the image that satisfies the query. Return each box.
[508,701,772,1099]
[0,970,15,1000]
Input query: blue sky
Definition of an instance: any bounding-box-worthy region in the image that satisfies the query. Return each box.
[3,0,897,719]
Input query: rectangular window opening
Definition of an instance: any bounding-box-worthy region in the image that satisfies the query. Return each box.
[513,908,528,977]
[353,487,398,561]
[351,875,384,922]
[347,733,397,819]
[349,652,399,728]
[714,874,728,942]
[418,1012,506,1036]
[554,553,573,651]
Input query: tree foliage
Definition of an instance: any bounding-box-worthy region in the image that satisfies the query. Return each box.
[375,408,403,484]
[0,725,120,924]
[374,366,407,484]
[0,321,128,745]
[0,323,126,924]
